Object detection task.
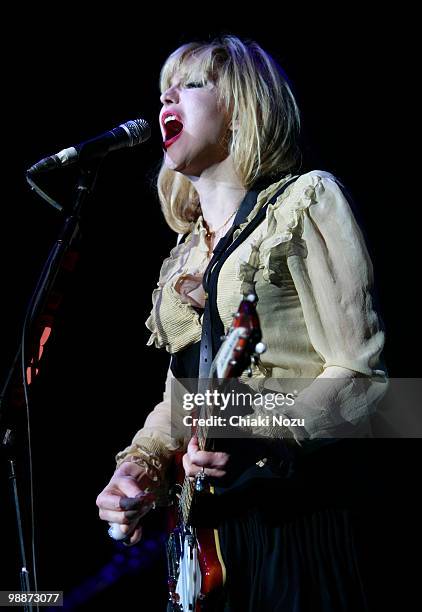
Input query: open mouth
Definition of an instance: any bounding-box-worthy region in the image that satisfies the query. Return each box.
[162,114,184,149]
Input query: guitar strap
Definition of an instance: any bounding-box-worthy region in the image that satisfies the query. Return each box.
[198,175,300,384]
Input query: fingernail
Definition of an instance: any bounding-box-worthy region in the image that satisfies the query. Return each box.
[122,538,133,547]
[120,496,144,510]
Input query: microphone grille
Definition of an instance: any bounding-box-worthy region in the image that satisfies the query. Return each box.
[123,118,151,145]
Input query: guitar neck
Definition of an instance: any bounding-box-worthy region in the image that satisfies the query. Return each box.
[177,294,264,526]
[179,476,196,526]
[178,398,216,525]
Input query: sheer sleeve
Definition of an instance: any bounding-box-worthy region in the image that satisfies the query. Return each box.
[282,173,387,439]
[115,365,187,504]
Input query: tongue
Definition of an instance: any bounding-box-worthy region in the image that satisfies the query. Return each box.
[165,120,183,141]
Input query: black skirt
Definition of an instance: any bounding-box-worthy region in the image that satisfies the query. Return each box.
[212,440,376,612]
[217,503,368,611]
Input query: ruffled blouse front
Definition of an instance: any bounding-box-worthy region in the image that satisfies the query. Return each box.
[145,171,384,378]
[145,217,209,353]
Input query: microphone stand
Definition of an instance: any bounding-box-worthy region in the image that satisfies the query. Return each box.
[0,161,101,608]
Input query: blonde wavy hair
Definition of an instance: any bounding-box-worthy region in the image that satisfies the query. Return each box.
[158,35,301,233]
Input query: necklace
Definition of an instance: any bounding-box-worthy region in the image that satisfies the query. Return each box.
[204,209,238,240]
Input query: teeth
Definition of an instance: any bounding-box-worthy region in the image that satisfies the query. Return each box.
[164,114,178,125]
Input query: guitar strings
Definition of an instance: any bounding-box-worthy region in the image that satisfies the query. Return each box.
[178,392,218,525]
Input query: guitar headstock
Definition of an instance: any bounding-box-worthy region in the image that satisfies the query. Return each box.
[213,294,266,379]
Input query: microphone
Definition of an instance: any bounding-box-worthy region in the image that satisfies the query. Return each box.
[27,118,151,175]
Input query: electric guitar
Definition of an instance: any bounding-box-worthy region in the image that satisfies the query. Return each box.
[166,293,266,611]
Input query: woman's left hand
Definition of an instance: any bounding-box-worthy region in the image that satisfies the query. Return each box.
[183,435,230,479]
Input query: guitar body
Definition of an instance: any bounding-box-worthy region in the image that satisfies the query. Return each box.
[166,452,226,611]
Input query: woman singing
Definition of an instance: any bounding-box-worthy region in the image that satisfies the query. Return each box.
[96,35,386,611]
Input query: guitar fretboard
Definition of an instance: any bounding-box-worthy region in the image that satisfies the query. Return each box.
[178,402,213,525]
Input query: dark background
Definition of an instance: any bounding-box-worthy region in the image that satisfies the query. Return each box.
[1,11,419,611]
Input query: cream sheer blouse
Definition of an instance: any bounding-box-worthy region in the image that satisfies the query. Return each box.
[116,171,387,495]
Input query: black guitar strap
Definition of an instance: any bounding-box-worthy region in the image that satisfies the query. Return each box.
[198,175,300,383]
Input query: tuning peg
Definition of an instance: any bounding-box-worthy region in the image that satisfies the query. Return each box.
[251,355,256,364]
[255,342,266,354]
[246,294,257,303]
[230,360,237,366]
[247,367,253,377]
